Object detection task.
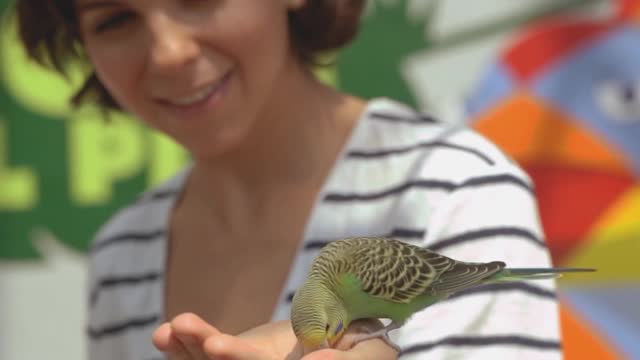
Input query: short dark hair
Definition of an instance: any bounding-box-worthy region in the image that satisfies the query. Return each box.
[13,0,365,110]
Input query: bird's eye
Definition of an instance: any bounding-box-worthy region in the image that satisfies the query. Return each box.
[325,324,330,332]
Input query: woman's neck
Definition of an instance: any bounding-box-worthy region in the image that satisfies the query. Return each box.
[182,65,366,232]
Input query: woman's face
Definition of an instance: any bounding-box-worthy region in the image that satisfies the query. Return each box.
[76,0,303,158]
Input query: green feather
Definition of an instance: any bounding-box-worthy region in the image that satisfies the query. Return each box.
[336,272,444,324]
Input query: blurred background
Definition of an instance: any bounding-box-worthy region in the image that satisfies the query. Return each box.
[1,0,638,359]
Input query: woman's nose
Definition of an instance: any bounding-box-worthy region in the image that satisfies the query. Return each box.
[147,14,200,72]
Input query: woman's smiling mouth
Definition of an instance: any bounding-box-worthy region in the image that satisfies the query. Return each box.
[157,70,232,109]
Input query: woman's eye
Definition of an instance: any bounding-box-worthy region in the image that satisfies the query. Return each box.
[94,12,135,33]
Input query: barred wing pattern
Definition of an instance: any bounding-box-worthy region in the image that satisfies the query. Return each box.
[312,237,506,303]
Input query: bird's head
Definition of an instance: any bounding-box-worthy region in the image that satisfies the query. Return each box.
[291,281,348,349]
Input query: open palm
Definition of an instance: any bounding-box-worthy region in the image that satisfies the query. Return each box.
[152,313,397,360]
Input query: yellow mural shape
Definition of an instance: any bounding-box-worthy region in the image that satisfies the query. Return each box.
[0,119,38,210]
[68,110,146,205]
[589,186,640,243]
[563,186,640,283]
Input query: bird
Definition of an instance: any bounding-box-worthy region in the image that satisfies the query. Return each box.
[290,236,595,352]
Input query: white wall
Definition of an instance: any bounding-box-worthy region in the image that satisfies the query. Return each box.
[0,231,87,360]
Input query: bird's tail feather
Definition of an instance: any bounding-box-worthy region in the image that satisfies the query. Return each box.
[491,267,596,281]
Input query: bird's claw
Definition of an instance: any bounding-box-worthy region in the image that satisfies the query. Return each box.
[349,330,401,353]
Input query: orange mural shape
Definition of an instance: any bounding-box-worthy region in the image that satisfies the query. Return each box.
[560,301,625,360]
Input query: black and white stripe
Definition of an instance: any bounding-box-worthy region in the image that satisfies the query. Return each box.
[369,111,438,124]
[427,227,546,252]
[88,314,160,340]
[91,185,179,254]
[90,271,163,307]
[457,173,534,195]
[92,229,166,254]
[135,188,181,204]
[323,173,533,203]
[347,141,495,165]
[400,335,561,356]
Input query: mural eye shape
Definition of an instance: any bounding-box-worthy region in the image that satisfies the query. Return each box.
[595,80,640,124]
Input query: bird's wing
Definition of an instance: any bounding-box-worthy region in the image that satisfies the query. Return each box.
[428,260,506,295]
[340,237,458,304]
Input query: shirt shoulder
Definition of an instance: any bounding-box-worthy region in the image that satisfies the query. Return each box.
[360,98,532,186]
[90,167,189,250]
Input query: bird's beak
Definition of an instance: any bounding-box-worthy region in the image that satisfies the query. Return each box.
[327,329,345,348]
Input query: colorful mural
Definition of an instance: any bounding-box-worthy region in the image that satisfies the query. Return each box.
[467,0,640,358]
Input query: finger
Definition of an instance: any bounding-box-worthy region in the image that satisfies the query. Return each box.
[171,312,222,342]
[204,333,268,360]
[171,313,222,360]
[152,322,190,360]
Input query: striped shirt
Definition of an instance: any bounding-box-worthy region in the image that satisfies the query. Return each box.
[87,98,561,360]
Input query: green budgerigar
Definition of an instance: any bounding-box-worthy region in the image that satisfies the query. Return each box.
[291,237,594,352]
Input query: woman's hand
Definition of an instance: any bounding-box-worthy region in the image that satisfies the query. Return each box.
[153,313,287,360]
[152,312,398,360]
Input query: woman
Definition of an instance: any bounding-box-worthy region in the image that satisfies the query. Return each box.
[15,1,561,359]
